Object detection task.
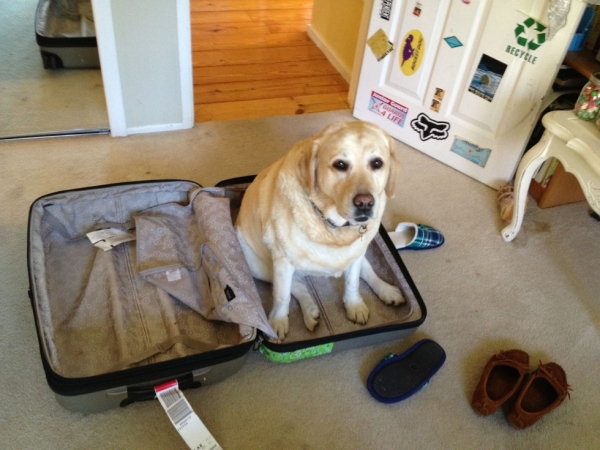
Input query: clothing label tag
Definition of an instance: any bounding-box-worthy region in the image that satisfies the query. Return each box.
[155,380,222,450]
[86,228,135,251]
[166,268,182,282]
[224,285,236,301]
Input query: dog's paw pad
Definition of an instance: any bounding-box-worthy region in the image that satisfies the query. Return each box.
[379,285,406,306]
[269,317,289,341]
[345,302,370,325]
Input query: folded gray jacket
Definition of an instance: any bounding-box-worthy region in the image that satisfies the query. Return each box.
[134,187,276,341]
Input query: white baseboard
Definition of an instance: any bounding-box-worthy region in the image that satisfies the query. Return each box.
[127,122,193,136]
[306,24,352,83]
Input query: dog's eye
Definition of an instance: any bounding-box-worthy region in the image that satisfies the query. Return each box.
[370,158,384,170]
[332,160,349,172]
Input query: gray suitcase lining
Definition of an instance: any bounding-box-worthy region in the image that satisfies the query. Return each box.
[29,180,422,381]
[29,181,253,380]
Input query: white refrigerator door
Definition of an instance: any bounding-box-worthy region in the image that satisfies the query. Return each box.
[353,0,586,189]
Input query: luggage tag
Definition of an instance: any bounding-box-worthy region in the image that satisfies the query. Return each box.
[155,380,222,450]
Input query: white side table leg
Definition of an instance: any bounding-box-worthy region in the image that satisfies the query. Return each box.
[501,135,553,242]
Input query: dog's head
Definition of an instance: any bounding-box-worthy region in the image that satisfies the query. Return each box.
[297,121,399,227]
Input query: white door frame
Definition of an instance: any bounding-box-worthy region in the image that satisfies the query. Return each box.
[91,0,194,137]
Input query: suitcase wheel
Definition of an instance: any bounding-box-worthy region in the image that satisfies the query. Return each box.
[41,51,64,70]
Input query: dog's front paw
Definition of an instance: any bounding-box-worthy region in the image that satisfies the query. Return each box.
[345,301,370,325]
[269,316,289,341]
[378,284,406,306]
[302,306,320,331]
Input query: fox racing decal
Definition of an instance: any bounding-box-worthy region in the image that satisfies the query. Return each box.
[410,113,450,141]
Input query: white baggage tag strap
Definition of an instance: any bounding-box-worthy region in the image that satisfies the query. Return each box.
[154,380,222,450]
[86,228,136,251]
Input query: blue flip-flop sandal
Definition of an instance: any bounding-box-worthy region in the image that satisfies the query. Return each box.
[367,339,446,403]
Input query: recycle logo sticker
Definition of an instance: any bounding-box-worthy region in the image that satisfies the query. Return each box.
[515,17,546,51]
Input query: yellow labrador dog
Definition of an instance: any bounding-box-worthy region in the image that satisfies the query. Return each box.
[235,121,405,341]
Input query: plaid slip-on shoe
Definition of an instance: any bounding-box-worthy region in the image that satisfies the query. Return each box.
[389,222,445,250]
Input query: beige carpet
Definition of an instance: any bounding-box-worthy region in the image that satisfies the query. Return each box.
[1,110,599,449]
[0,0,108,138]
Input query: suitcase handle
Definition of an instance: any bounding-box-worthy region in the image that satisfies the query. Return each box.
[115,369,207,408]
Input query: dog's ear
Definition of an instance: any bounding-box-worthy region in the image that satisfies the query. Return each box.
[296,122,347,194]
[295,139,319,194]
[385,133,400,198]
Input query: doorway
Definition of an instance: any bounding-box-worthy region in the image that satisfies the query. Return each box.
[190,0,349,122]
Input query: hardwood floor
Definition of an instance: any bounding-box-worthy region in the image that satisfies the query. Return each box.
[190,0,350,122]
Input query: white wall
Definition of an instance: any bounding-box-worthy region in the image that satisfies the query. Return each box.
[92,0,194,136]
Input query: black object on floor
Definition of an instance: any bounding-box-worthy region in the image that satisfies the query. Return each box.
[367,339,446,403]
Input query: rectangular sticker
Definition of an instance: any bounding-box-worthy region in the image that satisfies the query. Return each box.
[368,91,409,127]
[468,54,507,102]
[367,29,394,61]
[430,87,445,112]
[413,2,422,17]
[451,137,491,167]
[444,36,463,48]
[380,0,393,20]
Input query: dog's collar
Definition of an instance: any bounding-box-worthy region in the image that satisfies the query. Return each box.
[309,200,368,235]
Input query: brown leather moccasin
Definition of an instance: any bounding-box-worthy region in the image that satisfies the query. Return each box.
[506,362,570,429]
[471,349,530,416]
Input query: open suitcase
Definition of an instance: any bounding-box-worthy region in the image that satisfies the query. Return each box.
[27,178,426,413]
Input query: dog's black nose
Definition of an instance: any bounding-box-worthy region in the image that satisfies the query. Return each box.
[353,194,374,211]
